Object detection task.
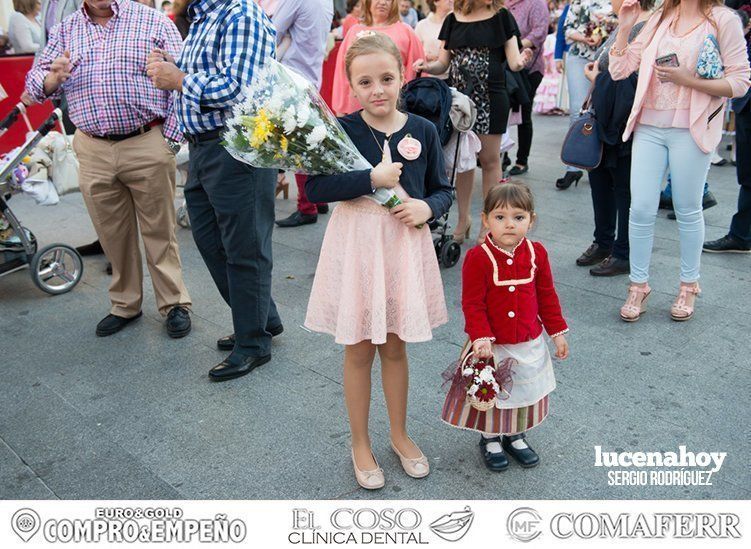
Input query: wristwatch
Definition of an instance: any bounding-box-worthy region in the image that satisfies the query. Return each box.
[166,139,181,154]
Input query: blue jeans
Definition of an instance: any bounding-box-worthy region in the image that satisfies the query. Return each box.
[730,103,751,244]
[629,125,710,283]
[185,138,281,360]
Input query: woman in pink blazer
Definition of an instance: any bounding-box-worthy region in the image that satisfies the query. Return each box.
[609,0,750,323]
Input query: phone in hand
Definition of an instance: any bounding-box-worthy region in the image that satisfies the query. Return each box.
[655,53,680,68]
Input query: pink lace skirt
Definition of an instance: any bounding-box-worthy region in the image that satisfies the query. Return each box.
[304,196,448,345]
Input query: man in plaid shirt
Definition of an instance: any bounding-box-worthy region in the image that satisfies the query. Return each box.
[148,0,282,382]
[26,0,193,339]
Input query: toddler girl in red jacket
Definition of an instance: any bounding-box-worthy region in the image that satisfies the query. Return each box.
[458,182,569,471]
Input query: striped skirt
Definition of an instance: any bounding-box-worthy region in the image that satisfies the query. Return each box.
[441,394,550,436]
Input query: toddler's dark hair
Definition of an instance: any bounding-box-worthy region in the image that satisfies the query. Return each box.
[482,182,535,215]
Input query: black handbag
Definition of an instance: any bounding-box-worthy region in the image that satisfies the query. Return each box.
[560,91,603,170]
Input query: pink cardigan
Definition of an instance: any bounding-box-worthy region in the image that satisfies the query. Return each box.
[609,7,751,153]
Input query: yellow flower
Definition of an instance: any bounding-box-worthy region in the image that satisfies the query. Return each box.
[249,109,274,148]
[280,135,288,153]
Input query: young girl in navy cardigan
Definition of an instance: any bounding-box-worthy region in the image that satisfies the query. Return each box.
[304,32,452,490]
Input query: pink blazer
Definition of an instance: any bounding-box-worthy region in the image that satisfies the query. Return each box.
[609,7,751,153]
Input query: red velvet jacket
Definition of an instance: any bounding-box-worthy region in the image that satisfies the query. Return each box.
[462,236,569,344]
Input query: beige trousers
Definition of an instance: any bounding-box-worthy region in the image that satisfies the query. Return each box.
[74,127,192,317]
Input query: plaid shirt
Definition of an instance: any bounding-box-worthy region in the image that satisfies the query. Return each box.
[176,0,276,135]
[26,0,183,141]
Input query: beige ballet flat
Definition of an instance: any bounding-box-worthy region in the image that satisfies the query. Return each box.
[351,448,385,490]
[391,438,430,479]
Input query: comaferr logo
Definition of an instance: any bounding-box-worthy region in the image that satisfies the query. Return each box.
[550,512,741,539]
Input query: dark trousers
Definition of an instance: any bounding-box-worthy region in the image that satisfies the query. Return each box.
[185,138,281,359]
[730,104,751,245]
[515,71,544,166]
[588,150,631,260]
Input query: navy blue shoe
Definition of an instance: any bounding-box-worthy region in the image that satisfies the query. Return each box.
[479,436,509,471]
[502,433,540,468]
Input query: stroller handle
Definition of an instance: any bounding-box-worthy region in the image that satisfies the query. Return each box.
[0,105,23,133]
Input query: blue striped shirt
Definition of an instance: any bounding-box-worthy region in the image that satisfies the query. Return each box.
[176,0,276,135]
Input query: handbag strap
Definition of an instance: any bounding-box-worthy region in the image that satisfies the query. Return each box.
[579,84,596,115]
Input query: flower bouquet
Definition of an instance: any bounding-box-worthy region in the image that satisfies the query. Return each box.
[441,351,514,412]
[223,59,402,209]
[585,9,618,43]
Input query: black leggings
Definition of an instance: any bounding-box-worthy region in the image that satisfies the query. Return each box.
[515,71,543,166]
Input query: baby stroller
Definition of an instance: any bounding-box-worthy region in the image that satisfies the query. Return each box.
[0,103,83,295]
[402,77,474,268]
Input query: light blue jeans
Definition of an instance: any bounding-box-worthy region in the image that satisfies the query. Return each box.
[565,54,592,173]
[629,124,711,283]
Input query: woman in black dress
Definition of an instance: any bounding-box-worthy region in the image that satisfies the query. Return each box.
[415,0,531,244]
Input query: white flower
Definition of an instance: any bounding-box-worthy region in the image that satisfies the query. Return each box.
[282,107,297,134]
[478,367,494,383]
[467,384,478,396]
[306,125,327,147]
[462,367,474,377]
[296,103,311,127]
[267,95,283,114]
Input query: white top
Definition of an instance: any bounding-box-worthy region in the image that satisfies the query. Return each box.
[414,13,448,80]
[8,12,42,54]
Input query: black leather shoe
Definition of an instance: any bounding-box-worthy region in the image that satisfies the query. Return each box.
[576,242,611,266]
[502,433,540,468]
[590,256,629,277]
[703,235,751,253]
[166,306,191,338]
[658,194,673,210]
[479,436,509,471]
[275,211,317,228]
[209,354,271,382]
[216,325,284,350]
[702,191,718,210]
[555,170,583,190]
[96,312,142,337]
[317,204,330,214]
[509,164,529,176]
[76,240,104,256]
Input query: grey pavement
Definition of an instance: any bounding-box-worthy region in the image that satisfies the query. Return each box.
[1,114,749,500]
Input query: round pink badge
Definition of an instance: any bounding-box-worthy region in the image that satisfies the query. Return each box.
[397,134,422,161]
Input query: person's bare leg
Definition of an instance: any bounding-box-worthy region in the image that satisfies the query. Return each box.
[476,134,503,243]
[378,333,421,459]
[344,340,378,470]
[453,169,475,242]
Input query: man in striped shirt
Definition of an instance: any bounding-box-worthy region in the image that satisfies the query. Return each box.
[27,0,193,339]
[148,0,283,382]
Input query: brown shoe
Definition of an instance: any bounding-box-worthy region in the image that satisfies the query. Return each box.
[576,243,611,266]
[590,256,629,277]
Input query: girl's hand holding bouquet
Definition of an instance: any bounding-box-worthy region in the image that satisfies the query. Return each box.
[472,339,493,360]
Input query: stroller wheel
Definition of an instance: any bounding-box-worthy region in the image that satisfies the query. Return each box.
[433,235,444,258]
[440,240,462,268]
[176,204,191,229]
[30,244,83,295]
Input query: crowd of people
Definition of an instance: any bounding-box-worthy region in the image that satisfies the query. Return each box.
[0,0,749,489]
